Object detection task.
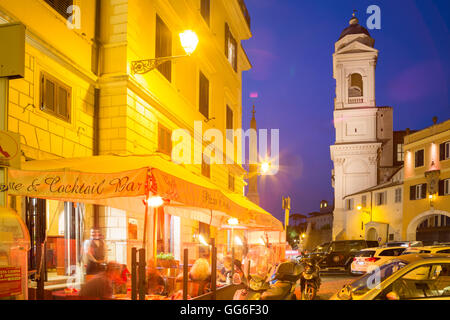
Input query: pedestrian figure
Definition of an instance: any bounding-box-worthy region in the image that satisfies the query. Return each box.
[83,229,106,277]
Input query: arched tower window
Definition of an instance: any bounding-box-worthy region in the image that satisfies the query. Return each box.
[348,73,363,97]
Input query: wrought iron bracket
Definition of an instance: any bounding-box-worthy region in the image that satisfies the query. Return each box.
[131,55,187,75]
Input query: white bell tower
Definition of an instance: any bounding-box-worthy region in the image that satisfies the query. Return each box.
[330,14,382,240]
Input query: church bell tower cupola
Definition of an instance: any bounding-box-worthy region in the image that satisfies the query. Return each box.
[333,13,378,110]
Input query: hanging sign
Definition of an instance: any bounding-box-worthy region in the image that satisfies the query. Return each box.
[5,168,148,201]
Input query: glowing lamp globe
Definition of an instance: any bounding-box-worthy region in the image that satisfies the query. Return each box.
[260,161,270,174]
[179,30,199,56]
[228,218,239,226]
[148,195,164,207]
[235,236,243,246]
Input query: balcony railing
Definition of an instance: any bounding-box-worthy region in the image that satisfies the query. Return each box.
[237,0,251,30]
[348,97,364,104]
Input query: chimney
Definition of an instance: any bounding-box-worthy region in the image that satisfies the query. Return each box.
[406,128,410,135]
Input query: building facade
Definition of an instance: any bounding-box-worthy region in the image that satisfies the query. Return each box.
[403,119,450,244]
[342,167,404,243]
[0,0,267,285]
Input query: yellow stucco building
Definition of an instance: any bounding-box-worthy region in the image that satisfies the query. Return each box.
[0,0,282,288]
[403,119,450,242]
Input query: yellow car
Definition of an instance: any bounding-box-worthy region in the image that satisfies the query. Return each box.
[331,254,450,300]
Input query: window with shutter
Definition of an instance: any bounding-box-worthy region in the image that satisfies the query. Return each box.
[226,105,233,141]
[155,15,172,82]
[361,195,367,207]
[158,124,172,157]
[44,0,73,19]
[346,198,354,210]
[397,144,404,162]
[224,23,237,72]
[40,72,71,122]
[442,179,450,196]
[410,186,415,200]
[415,149,424,168]
[200,0,210,26]
[421,183,427,199]
[199,71,209,118]
[395,188,402,203]
[228,173,235,192]
[376,192,385,206]
[202,154,210,178]
[440,143,446,161]
[443,142,450,160]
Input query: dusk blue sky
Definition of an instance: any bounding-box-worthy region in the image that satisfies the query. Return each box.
[241,0,450,223]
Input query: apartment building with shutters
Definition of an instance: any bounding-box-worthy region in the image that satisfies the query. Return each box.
[0,0,260,286]
[403,118,450,244]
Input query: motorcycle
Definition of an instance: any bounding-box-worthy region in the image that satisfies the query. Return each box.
[299,257,321,300]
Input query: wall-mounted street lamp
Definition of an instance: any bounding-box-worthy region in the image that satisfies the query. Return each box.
[357,205,372,222]
[131,30,199,75]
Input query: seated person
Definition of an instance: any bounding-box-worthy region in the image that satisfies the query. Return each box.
[189,258,211,282]
[147,268,166,295]
[79,262,121,299]
[219,256,233,282]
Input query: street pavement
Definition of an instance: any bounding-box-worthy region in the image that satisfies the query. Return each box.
[316,273,355,300]
[292,272,355,300]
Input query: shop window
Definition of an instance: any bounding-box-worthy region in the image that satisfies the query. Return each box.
[226,105,233,141]
[155,14,172,82]
[44,0,73,19]
[397,144,404,162]
[199,71,209,118]
[158,123,172,157]
[202,154,210,178]
[415,149,424,168]
[225,23,237,72]
[40,72,71,122]
[440,141,450,161]
[200,0,210,26]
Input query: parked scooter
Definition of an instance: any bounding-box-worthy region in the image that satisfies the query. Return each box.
[260,261,303,300]
[233,265,275,300]
[299,257,321,300]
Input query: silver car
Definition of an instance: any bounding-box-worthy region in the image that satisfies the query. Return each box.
[331,254,450,300]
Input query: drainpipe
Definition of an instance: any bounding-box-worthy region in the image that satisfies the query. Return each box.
[92,0,101,228]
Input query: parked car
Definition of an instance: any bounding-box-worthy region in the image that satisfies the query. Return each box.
[402,246,450,255]
[331,254,450,300]
[382,241,423,248]
[309,240,379,274]
[351,246,407,275]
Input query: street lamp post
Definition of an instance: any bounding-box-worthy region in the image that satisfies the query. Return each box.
[131,30,199,75]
